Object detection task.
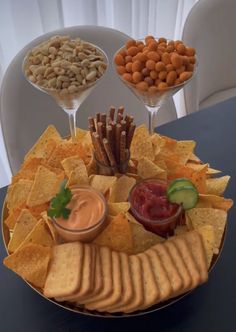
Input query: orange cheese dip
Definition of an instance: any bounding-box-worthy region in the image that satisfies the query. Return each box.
[57,187,105,231]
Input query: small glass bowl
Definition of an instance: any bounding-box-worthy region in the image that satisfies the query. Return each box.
[52,185,108,242]
[128,179,182,238]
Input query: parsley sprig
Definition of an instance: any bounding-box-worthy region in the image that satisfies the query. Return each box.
[47,181,72,219]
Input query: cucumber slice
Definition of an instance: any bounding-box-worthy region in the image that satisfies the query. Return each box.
[167,178,196,195]
[167,185,199,210]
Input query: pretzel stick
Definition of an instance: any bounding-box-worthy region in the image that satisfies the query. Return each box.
[107,116,112,125]
[96,113,100,124]
[111,121,116,155]
[125,115,133,131]
[118,106,125,115]
[93,133,109,166]
[120,131,126,162]
[117,113,123,123]
[89,125,95,137]
[129,115,134,123]
[127,123,136,148]
[91,132,103,162]
[109,106,116,121]
[100,113,106,125]
[121,120,126,132]
[103,138,117,167]
[106,125,113,152]
[115,123,122,163]
[88,117,96,132]
[97,122,105,140]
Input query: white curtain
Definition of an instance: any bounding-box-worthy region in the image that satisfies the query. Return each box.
[0,0,198,185]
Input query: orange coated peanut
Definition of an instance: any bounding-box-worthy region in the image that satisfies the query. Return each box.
[115,53,125,66]
[147,51,160,62]
[127,46,139,56]
[132,71,143,83]
[125,39,136,49]
[122,73,132,82]
[116,66,126,75]
[171,53,183,69]
[132,60,143,72]
[146,60,156,70]
[166,71,177,86]
[179,71,193,82]
[185,47,196,56]
[136,81,149,91]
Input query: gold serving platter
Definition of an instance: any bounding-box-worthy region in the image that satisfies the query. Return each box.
[1,199,226,318]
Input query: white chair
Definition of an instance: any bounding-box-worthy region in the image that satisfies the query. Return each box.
[0,25,177,174]
[182,0,236,114]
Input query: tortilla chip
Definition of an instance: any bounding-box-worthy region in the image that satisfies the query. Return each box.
[130,222,164,254]
[27,166,64,207]
[137,157,167,180]
[41,212,62,244]
[89,175,117,195]
[8,209,38,253]
[67,165,89,186]
[109,175,136,203]
[197,225,215,268]
[12,158,44,184]
[188,152,201,163]
[187,162,221,176]
[155,136,180,164]
[24,125,61,161]
[108,202,131,216]
[61,156,85,177]
[93,213,133,254]
[175,140,196,165]
[18,218,54,250]
[46,141,88,169]
[207,167,221,175]
[75,127,88,140]
[80,131,92,147]
[86,155,97,176]
[125,172,140,180]
[186,208,227,251]
[150,133,162,155]
[154,159,167,170]
[206,176,230,196]
[187,163,209,172]
[29,202,49,220]
[161,135,177,150]
[130,125,154,161]
[6,180,33,211]
[174,225,188,236]
[196,194,233,211]
[4,206,24,230]
[3,243,51,288]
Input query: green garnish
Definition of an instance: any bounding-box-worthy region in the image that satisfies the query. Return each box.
[47,181,72,219]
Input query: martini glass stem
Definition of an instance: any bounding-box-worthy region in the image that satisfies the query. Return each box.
[146,105,161,134]
[64,108,77,141]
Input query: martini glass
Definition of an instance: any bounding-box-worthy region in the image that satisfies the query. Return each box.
[113,41,197,134]
[23,42,108,141]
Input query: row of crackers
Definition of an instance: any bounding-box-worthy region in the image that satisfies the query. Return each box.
[44,230,208,313]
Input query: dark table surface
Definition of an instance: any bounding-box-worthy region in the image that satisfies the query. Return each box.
[1,97,236,332]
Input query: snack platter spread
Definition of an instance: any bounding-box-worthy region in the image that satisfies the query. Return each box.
[1,35,233,318]
[2,120,232,317]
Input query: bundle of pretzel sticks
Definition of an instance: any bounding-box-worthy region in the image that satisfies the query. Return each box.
[88,106,136,169]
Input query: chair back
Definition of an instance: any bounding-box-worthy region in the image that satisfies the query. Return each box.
[182,0,236,113]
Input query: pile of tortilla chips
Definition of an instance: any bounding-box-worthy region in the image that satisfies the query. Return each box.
[3,124,233,290]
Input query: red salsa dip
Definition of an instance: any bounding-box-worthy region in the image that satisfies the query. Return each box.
[129,179,182,237]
